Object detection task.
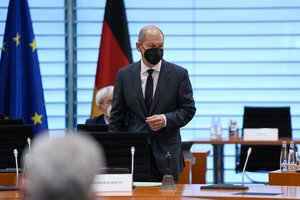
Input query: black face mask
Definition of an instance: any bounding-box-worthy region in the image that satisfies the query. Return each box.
[142,46,164,65]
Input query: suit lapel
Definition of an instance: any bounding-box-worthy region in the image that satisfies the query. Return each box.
[150,60,171,114]
[129,62,147,114]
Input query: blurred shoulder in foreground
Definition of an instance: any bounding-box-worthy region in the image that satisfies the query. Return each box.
[23,132,105,200]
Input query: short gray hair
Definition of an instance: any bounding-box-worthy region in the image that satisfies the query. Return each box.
[95,86,114,106]
[24,133,105,200]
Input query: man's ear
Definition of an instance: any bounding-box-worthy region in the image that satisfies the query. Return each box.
[136,42,142,52]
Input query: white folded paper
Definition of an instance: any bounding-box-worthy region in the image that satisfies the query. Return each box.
[243,128,278,141]
[91,174,132,192]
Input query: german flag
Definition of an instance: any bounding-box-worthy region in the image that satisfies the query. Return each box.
[90,0,132,117]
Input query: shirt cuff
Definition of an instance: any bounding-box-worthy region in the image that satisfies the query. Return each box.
[162,114,167,127]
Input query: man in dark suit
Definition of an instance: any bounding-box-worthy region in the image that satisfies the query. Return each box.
[85,86,113,125]
[109,25,196,182]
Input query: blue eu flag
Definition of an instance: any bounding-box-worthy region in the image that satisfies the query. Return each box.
[0,0,48,135]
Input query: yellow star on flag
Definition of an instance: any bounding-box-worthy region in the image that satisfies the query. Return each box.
[31,112,43,125]
[30,39,36,52]
[13,33,21,46]
[2,42,6,51]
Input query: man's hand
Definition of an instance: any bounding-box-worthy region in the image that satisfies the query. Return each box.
[145,114,165,131]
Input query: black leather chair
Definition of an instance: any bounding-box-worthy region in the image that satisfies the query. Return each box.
[0,125,33,169]
[0,119,23,125]
[236,107,292,172]
[79,131,151,182]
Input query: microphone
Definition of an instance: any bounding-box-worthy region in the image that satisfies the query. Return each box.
[13,149,19,187]
[27,138,32,156]
[0,150,21,191]
[14,149,18,174]
[131,146,135,188]
[242,147,252,187]
[200,147,252,190]
[22,154,30,181]
[131,146,135,175]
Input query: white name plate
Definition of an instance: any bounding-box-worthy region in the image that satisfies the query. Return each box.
[243,128,278,141]
[91,174,133,192]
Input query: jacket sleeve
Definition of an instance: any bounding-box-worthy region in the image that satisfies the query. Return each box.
[109,70,127,131]
[164,69,196,132]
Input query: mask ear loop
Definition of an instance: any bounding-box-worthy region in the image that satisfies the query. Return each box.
[140,43,146,51]
[106,105,112,117]
[100,104,111,117]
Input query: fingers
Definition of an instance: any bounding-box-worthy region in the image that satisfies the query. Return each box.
[145,115,161,124]
[145,114,165,131]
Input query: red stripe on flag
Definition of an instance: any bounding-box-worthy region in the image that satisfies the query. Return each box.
[95,21,130,89]
[90,0,132,118]
[91,22,131,117]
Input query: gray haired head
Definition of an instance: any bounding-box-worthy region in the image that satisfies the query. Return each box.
[95,85,114,107]
[23,133,105,200]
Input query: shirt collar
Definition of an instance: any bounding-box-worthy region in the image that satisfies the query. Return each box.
[141,59,162,74]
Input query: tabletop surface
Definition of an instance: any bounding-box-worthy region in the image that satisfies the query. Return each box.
[189,137,300,145]
[1,183,300,200]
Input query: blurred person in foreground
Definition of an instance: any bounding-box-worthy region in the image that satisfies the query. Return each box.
[22,133,105,200]
[109,25,196,182]
[86,85,114,125]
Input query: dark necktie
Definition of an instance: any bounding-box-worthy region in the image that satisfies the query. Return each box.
[145,69,154,113]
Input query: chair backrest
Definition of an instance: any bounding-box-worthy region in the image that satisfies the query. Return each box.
[236,107,292,172]
[79,131,151,182]
[76,124,108,132]
[0,125,33,169]
[0,119,23,125]
[182,141,194,159]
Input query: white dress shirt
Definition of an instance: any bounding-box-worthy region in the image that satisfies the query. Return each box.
[140,60,161,98]
[140,60,167,127]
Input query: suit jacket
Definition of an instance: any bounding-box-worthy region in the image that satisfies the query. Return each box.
[85,114,106,125]
[109,59,196,177]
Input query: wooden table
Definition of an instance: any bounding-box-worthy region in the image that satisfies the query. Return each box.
[179,149,210,184]
[93,184,300,200]
[0,173,19,186]
[2,184,300,200]
[101,198,211,200]
[192,149,210,184]
[269,170,300,186]
[190,137,300,184]
[179,156,195,184]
